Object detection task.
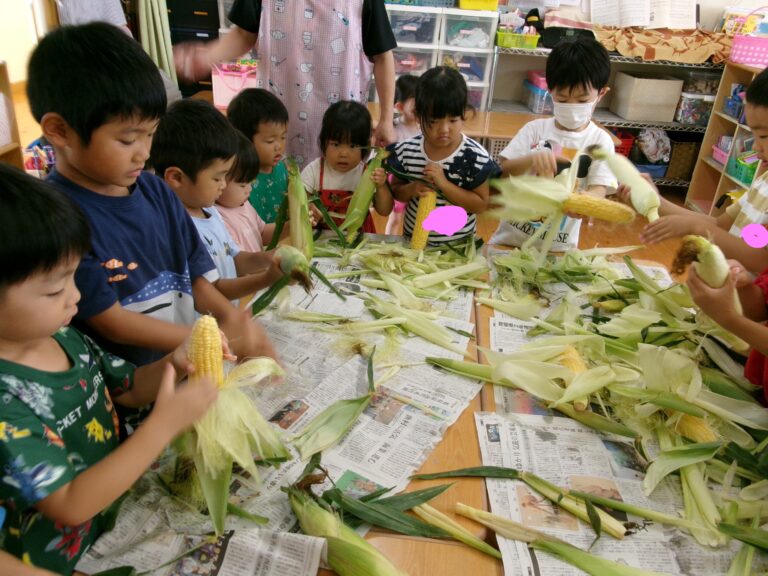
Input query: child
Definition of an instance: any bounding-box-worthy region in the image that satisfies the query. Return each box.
[387,66,498,245]
[151,99,284,303]
[27,23,275,369]
[301,101,392,233]
[0,164,218,574]
[624,67,768,275]
[227,88,289,223]
[489,36,615,251]
[217,131,277,253]
[687,262,768,405]
[386,74,421,235]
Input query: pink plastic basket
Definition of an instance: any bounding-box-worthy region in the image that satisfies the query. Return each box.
[212,62,258,110]
[712,144,729,165]
[730,7,768,69]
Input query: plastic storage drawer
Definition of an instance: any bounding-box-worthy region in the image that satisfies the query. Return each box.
[523,80,553,115]
[438,49,493,83]
[467,83,490,111]
[394,46,438,77]
[443,8,498,49]
[386,5,442,46]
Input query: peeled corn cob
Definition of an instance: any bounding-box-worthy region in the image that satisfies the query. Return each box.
[189,315,225,388]
[410,190,437,250]
[558,345,589,411]
[589,146,660,222]
[673,413,719,443]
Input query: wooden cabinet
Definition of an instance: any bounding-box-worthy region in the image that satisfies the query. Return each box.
[0,60,23,170]
[686,61,764,215]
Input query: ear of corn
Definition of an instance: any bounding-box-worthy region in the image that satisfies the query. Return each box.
[275,244,312,292]
[412,503,502,559]
[590,146,660,222]
[561,194,635,223]
[286,157,314,259]
[176,316,289,535]
[410,190,437,250]
[339,148,390,243]
[673,413,719,443]
[557,346,589,411]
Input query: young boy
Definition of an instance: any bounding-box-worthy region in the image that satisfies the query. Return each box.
[0,164,217,574]
[150,99,284,302]
[489,36,616,251]
[26,23,275,372]
[227,88,289,223]
[628,67,768,275]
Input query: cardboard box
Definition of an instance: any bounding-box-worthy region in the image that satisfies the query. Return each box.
[609,72,684,122]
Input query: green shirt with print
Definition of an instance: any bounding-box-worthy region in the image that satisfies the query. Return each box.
[249,161,288,223]
[0,327,134,575]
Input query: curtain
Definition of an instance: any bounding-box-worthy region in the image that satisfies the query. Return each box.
[138,0,177,85]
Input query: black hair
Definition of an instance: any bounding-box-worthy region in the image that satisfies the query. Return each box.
[150,99,239,181]
[415,66,468,126]
[228,131,261,183]
[227,88,289,141]
[746,67,768,108]
[319,101,372,152]
[395,74,419,104]
[0,164,91,289]
[545,36,611,93]
[27,22,166,146]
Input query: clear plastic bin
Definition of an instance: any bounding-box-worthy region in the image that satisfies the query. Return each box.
[443,8,498,49]
[386,5,442,46]
[438,49,493,83]
[680,70,721,95]
[393,46,438,77]
[467,83,490,111]
[524,80,553,115]
[675,92,715,126]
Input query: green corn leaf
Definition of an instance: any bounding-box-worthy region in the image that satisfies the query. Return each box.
[192,449,232,536]
[265,195,288,251]
[413,503,502,559]
[719,523,768,552]
[643,442,722,496]
[531,539,673,576]
[552,403,638,438]
[226,502,269,525]
[373,483,454,511]
[251,275,291,315]
[309,195,347,246]
[552,365,615,408]
[568,490,699,530]
[292,394,373,460]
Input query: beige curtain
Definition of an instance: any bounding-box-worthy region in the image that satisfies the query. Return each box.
[138,0,177,85]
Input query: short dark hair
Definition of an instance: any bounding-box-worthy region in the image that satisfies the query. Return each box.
[415,66,468,125]
[746,67,768,108]
[27,22,166,146]
[319,101,372,151]
[545,36,611,93]
[150,99,239,181]
[395,74,419,104]
[0,164,91,290]
[227,88,289,141]
[228,131,261,183]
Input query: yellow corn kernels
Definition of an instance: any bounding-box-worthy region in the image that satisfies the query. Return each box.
[562,194,636,224]
[188,315,224,388]
[410,191,437,250]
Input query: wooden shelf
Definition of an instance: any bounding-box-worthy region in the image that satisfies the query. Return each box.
[0,141,20,157]
[496,47,725,69]
[701,155,725,173]
[0,61,23,169]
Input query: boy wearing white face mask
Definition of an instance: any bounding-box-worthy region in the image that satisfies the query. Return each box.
[490,37,616,251]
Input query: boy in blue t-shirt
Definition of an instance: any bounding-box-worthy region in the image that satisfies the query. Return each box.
[0,165,217,574]
[26,23,276,371]
[150,99,286,302]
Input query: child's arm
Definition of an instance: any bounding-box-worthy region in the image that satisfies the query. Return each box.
[371,167,394,216]
[423,162,489,213]
[583,185,608,199]
[500,150,558,178]
[36,364,217,526]
[210,252,282,300]
[688,267,768,357]
[86,304,191,352]
[0,550,56,576]
[192,277,278,361]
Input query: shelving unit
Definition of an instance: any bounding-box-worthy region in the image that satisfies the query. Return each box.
[686,61,764,215]
[0,61,23,170]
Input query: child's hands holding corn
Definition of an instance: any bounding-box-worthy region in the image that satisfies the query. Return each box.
[641,214,705,244]
[528,149,558,178]
[423,162,448,191]
[173,330,237,379]
[219,309,279,363]
[151,364,219,434]
[370,167,388,187]
[687,266,740,325]
[308,203,321,228]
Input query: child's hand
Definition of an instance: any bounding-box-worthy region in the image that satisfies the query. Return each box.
[727,259,754,289]
[371,167,388,187]
[687,267,739,325]
[220,310,279,363]
[172,331,236,378]
[423,162,448,190]
[616,175,657,207]
[528,149,557,179]
[641,215,700,244]
[152,364,218,434]
[308,203,321,228]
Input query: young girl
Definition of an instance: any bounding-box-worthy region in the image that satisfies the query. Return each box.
[217,132,277,253]
[301,101,392,233]
[386,66,498,245]
[386,74,421,235]
[0,165,217,574]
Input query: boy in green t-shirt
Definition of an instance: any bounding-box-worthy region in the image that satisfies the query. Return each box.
[0,165,218,575]
[227,88,290,223]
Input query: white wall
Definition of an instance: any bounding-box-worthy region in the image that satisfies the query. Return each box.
[0,0,39,83]
[700,0,767,30]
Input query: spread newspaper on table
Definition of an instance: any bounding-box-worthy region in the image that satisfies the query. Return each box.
[474,412,768,576]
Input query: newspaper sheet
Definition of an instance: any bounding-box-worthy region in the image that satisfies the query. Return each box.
[76,477,325,575]
[474,412,768,575]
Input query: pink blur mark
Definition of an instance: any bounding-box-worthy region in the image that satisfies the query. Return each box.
[741,223,768,249]
[422,206,469,236]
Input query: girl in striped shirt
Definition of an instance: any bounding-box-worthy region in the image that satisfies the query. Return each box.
[386,66,499,245]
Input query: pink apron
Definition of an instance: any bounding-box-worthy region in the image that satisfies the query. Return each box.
[257,1,374,167]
